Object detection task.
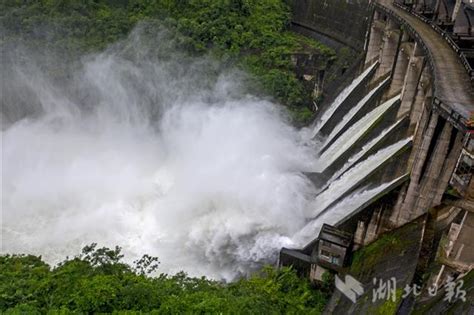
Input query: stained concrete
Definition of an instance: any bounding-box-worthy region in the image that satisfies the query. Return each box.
[377,0,474,125]
[323,217,426,314]
[287,0,371,51]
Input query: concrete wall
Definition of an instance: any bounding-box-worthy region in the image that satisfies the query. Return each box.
[360,3,473,237]
[287,0,371,51]
[282,2,473,311]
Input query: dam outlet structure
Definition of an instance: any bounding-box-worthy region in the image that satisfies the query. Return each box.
[281,0,473,312]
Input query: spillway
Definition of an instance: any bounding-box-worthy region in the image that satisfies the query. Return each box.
[310,62,378,138]
[308,137,412,219]
[293,174,409,246]
[320,77,390,152]
[326,117,407,186]
[314,94,401,173]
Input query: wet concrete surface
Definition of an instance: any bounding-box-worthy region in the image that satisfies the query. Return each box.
[377,0,474,121]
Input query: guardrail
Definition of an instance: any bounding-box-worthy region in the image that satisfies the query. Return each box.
[372,2,437,95]
[393,2,474,82]
[372,1,473,133]
[432,97,472,134]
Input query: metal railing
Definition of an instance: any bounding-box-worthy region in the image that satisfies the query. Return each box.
[372,1,473,133]
[393,2,474,81]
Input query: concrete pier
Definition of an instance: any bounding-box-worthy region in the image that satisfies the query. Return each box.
[375,19,401,80]
[366,0,474,228]
[282,0,473,294]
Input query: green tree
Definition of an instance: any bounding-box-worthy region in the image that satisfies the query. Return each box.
[2,0,337,124]
[0,245,330,313]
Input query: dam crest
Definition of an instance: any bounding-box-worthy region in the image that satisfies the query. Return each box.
[281,0,474,308]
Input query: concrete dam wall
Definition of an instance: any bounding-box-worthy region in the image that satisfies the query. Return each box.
[287,0,371,50]
[281,1,474,306]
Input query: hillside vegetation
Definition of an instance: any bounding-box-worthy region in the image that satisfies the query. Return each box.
[0,2,337,312]
[1,0,336,123]
[0,244,330,313]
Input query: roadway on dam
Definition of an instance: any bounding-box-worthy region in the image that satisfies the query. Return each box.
[377,0,474,122]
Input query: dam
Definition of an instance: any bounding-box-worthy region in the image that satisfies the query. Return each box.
[2,0,473,313]
[281,0,474,312]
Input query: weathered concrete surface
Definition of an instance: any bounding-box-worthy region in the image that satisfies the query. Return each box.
[387,41,411,98]
[324,217,426,314]
[406,64,430,132]
[392,117,465,226]
[369,0,474,227]
[287,0,371,51]
[411,270,474,314]
[414,122,455,214]
[376,0,474,128]
[390,112,439,224]
[375,20,401,80]
[366,17,385,64]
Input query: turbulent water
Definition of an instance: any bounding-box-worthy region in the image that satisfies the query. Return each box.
[293,174,408,245]
[315,95,401,172]
[1,26,406,280]
[310,61,378,138]
[1,28,319,280]
[308,138,411,219]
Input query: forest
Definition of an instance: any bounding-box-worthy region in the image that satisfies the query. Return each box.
[1,0,338,123]
[1,245,331,313]
[1,0,336,313]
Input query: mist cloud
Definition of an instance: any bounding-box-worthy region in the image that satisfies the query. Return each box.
[1,25,318,279]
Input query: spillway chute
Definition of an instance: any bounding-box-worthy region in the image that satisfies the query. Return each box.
[325,116,408,187]
[292,173,410,247]
[309,136,412,219]
[314,94,401,173]
[320,77,390,152]
[310,61,379,138]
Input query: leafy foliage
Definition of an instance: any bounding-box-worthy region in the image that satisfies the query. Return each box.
[1,0,336,123]
[0,245,329,313]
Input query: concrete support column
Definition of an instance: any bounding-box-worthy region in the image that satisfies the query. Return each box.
[388,105,431,226]
[390,182,409,228]
[386,43,410,98]
[365,11,385,66]
[408,107,436,177]
[375,19,400,80]
[409,98,431,157]
[390,112,439,225]
[408,73,432,134]
[452,0,462,21]
[413,121,453,218]
[353,221,366,251]
[364,207,383,245]
[396,43,425,118]
[431,131,465,205]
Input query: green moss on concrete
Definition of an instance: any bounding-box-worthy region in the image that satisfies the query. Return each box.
[327,214,425,314]
[350,234,403,275]
[350,221,421,276]
[374,289,403,315]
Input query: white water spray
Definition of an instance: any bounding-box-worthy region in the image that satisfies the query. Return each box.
[308,137,412,218]
[320,77,390,151]
[293,174,408,246]
[1,29,319,280]
[315,95,401,172]
[326,117,407,187]
[310,61,378,138]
